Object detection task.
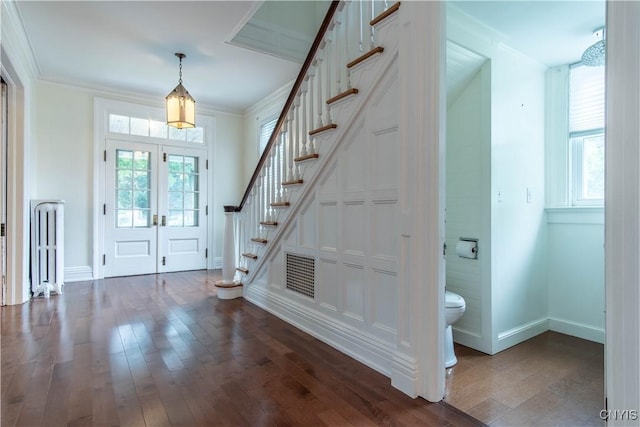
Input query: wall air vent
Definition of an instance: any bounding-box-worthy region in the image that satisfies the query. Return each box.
[286,253,315,298]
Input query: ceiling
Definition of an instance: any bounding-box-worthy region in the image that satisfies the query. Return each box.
[12,1,326,112]
[10,1,605,113]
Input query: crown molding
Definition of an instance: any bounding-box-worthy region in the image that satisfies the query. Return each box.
[1,0,40,80]
[37,77,244,117]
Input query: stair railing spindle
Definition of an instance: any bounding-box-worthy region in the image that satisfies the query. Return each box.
[325,32,333,123]
[286,110,294,182]
[294,93,302,179]
[369,0,376,49]
[279,132,285,201]
[316,58,324,128]
[301,80,309,156]
[334,16,342,94]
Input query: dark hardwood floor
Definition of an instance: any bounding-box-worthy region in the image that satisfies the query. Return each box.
[445,332,605,426]
[2,270,484,426]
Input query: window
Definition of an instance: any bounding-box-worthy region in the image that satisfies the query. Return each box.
[569,63,605,205]
[258,116,278,155]
[109,114,204,143]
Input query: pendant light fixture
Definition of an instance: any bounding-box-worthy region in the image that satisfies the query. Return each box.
[581,27,606,67]
[166,53,196,128]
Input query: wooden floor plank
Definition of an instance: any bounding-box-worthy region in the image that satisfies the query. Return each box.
[2,270,486,426]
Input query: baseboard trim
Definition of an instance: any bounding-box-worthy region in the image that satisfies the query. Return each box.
[452,327,490,354]
[549,317,605,344]
[64,266,93,282]
[495,317,549,353]
[391,351,420,398]
[245,282,394,380]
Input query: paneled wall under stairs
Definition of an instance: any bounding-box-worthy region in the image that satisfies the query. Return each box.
[244,21,401,378]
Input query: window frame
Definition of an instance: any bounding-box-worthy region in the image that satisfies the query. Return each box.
[568,62,605,206]
[570,128,605,206]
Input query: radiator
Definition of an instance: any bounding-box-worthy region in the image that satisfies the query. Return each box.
[30,200,65,296]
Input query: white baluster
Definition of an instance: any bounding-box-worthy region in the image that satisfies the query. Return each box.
[325,33,333,124]
[269,152,275,219]
[345,3,353,89]
[279,132,285,201]
[260,168,266,223]
[301,79,308,156]
[308,66,315,136]
[287,109,294,182]
[359,0,365,53]
[294,93,301,179]
[316,57,324,128]
[334,16,342,94]
[369,0,376,49]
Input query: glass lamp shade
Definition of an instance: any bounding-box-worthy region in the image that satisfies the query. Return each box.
[166,82,196,129]
[582,40,606,67]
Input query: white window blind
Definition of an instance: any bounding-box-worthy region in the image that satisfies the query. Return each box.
[569,64,605,133]
[259,117,278,154]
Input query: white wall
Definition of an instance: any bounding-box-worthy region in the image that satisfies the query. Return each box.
[448,6,548,354]
[547,209,604,342]
[33,81,244,278]
[446,62,492,353]
[490,44,548,352]
[544,60,605,344]
[35,82,93,270]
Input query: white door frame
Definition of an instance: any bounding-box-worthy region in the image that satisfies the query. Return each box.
[1,78,7,305]
[604,1,640,422]
[93,97,215,279]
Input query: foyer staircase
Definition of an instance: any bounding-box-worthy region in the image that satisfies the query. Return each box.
[216,0,401,295]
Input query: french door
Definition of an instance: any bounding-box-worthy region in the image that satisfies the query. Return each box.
[104,139,207,277]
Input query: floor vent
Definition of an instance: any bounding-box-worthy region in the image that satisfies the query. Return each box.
[286,253,315,298]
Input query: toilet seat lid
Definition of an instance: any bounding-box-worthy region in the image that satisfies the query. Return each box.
[445,291,465,308]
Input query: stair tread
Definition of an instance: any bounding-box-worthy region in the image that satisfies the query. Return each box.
[370,2,401,27]
[347,46,384,69]
[236,267,249,274]
[242,252,258,259]
[282,179,304,186]
[251,238,268,244]
[271,202,290,207]
[294,153,320,163]
[214,281,243,289]
[327,88,359,105]
[309,123,337,136]
[260,221,278,226]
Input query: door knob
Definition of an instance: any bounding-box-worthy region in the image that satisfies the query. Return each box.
[152,214,158,226]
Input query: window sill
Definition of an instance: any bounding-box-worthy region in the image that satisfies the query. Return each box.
[545,207,604,225]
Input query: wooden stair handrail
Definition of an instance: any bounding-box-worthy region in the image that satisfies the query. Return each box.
[235,1,341,212]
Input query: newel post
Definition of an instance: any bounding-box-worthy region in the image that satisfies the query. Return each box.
[214,205,243,299]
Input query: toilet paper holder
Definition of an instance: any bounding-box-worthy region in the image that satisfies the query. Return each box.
[457,237,478,259]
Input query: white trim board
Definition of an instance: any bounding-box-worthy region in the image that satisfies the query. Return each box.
[245,281,395,378]
[64,266,93,283]
[549,317,605,344]
[93,97,216,279]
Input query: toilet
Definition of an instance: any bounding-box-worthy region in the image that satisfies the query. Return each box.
[445,290,466,368]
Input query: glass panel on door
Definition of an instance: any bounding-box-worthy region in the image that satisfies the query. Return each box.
[167,154,200,227]
[115,150,151,228]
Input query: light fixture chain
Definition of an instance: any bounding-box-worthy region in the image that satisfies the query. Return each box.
[179,57,183,84]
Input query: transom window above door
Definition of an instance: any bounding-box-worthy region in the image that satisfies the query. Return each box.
[109,114,204,143]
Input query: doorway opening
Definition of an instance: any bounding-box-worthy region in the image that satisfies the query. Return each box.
[104,139,208,277]
[443,2,605,425]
